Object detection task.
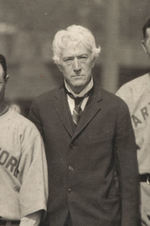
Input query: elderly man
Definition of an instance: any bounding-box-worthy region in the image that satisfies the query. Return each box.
[116,18,150,226]
[29,25,139,226]
[0,54,48,226]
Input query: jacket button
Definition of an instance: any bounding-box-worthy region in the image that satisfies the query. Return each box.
[68,165,74,171]
[68,188,72,193]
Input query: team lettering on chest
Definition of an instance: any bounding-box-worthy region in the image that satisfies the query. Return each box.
[0,147,19,177]
[131,102,150,128]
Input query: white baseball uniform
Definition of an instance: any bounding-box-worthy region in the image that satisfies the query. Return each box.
[116,73,150,225]
[0,107,48,225]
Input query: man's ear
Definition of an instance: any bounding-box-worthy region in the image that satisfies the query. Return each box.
[5,74,9,82]
[91,47,101,69]
[90,57,96,69]
[57,64,63,73]
[141,39,148,54]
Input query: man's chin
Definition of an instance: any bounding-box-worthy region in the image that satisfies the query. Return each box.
[71,79,88,86]
[71,82,85,88]
[69,82,87,93]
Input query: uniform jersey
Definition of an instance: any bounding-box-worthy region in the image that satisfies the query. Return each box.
[116,73,150,174]
[0,108,48,220]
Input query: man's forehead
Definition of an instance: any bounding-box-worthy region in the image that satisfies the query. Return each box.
[61,42,90,57]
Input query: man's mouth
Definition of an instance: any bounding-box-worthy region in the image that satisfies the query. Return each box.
[72,75,83,78]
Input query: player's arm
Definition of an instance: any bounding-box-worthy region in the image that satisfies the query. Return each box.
[18,124,48,225]
[19,211,41,226]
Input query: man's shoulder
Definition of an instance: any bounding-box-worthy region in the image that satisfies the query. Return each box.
[101,88,128,108]
[101,88,124,102]
[115,73,150,112]
[117,73,149,93]
[9,109,40,135]
[116,73,149,101]
[33,87,62,104]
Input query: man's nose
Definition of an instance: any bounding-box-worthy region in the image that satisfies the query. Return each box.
[73,58,81,73]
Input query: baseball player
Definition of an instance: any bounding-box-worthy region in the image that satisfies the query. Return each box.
[0,54,48,226]
[116,18,150,226]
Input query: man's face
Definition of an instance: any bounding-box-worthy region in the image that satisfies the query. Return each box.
[0,64,6,99]
[59,42,95,93]
[143,28,150,56]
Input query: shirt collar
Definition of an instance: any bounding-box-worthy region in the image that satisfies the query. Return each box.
[64,78,94,98]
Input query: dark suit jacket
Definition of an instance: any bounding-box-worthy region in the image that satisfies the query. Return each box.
[29,84,139,226]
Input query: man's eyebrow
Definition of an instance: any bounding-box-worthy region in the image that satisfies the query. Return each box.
[63,56,74,61]
[78,54,88,57]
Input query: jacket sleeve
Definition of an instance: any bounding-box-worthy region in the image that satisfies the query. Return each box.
[115,100,140,226]
[28,100,44,138]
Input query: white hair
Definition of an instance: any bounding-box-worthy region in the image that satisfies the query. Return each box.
[52,25,101,64]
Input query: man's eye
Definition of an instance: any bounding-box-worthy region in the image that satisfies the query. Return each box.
[78,55,88,60]
[63,58,73,62]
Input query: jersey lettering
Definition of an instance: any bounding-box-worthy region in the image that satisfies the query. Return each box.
[6,156,18,173]
[0,150,9,165]
[0,148,19,177]
[131,115,142,127]
[141,106,149,120]
[131,102,150,128]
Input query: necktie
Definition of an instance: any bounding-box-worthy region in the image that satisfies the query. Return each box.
[65,87,93,125]
[72,97,83,125]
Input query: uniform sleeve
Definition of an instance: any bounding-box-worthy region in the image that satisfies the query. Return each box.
[115,100,140,226]
[116,85,130,100]
[19,211,41,226]
[19,125,48,218]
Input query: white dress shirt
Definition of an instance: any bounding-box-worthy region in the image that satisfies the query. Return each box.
[64,78,93,115]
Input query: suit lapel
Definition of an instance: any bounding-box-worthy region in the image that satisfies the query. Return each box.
[53,85,103,140]
[72,86,103,141]
[54,87,74,137]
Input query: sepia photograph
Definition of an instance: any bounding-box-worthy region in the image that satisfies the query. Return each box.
[0,0,150,225]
